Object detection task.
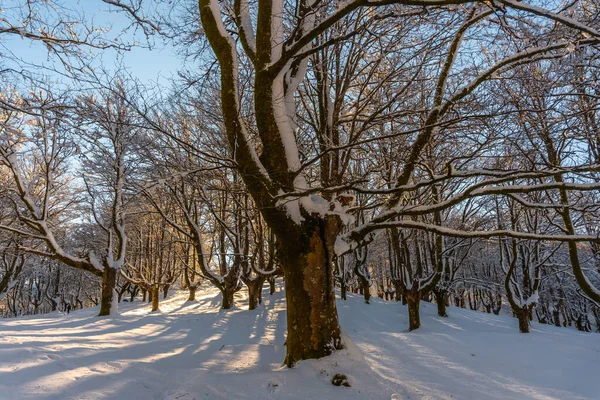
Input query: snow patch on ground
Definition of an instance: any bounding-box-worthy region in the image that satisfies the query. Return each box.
[0,287,598,399]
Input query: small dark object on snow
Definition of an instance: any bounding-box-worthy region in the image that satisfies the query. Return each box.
[332,373,350,387]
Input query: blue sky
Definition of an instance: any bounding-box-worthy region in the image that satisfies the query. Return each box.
[1,0,183,86]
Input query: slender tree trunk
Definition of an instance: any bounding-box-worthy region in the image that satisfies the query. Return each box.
[392,281,404,303]
[151,284,160,312]
[340,279,347,301]
[50,298,58,312]
[117,282,129,303]
[406,292,421,331]
[216,260,241,309]
[188,285,197,302]
[433,288,448,318]
[98,266,117,316]
[576,315,587,332]
[356,273,370,304]
[163,284,170,299]
[553,309,561,327]
[268,276,276,295]
[246,277,265,310]
[361,278,370,304]
[516,308,530,333]
[129,286,138,302]
[468,291,476,310]
[248,284,259,310]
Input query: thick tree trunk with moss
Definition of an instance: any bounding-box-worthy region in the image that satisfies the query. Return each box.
[281,220,342,367]
[99,266,117,316]
[198,0,345,367]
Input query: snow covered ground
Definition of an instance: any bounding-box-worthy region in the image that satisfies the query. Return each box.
[0,287,598,400]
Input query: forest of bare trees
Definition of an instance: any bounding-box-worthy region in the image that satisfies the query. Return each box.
[1,0,600,369]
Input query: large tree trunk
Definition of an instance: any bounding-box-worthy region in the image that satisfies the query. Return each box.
[98,266,117,316]
[221,286,235,309]
[282,223,342,367]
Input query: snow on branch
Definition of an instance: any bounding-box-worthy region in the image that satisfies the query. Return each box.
[337,220,600,256]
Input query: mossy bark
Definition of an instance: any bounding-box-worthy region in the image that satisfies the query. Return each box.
[282,223,342,367]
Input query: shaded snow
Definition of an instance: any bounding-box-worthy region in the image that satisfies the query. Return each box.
[0,287,598,400]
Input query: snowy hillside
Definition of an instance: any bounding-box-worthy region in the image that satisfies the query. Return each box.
[0,288,598,400]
